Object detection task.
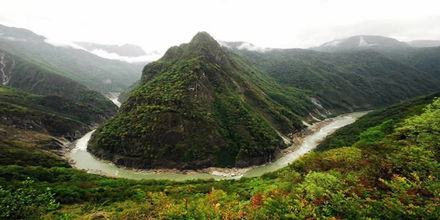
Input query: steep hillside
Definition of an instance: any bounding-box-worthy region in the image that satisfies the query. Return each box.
[229,47,440,110]
[313,35,440,80]
[0,86,111,139]
[0,49,117,121]
[88,32,328,169]
[0,24,143,93]
[0,86,114,169]
[318,91,440,151]
[382,46,440,79]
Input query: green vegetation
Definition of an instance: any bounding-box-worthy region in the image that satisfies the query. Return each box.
[89,32,321,169]
[0,86,116,137]
[0,48,117,120]
[0,92,438,219]
[0,24,143,93]
[318,92,440,151]
[0,178,59,220]
[0,86,115,170]
[229,47,440,111]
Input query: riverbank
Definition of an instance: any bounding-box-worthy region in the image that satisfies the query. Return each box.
[66,112,366,180]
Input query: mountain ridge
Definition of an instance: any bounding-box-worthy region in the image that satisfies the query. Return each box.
[0,24,143,93]
[88,32,325,169]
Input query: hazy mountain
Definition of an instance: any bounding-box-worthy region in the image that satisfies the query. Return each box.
[313,35,409,52]
[226,46,440,111]
[0,48,117,120]
[407,40,440,48]
[308,35,440,81]
[0,24,144,93]
[88,32,331,169]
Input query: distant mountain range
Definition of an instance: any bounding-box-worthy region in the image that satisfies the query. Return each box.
[224,38,440,111]
[407,40,440,48]
[313,35,409,52]
[313,35,440,52]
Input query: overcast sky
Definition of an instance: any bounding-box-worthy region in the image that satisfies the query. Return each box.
[1,0,439,52]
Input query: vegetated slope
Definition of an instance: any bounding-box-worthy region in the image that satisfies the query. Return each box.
[313,35,440,80]
[0,91,438,219]
[318,91,440,151]
[382,46,440,79]
[0,86,111,169]
[88,32,331,169]
[0,86,110,139]
[0,49,117,122]
[0,24,144,93]
[229,47,440,110]
[117,80,140,103]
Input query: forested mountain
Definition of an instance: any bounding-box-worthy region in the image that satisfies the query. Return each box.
[0,48,117,117]
[88,32,331,169]
[0,24,144,93]
[88,32,440,170]
[312,35,440,80]
[228,46,440,111]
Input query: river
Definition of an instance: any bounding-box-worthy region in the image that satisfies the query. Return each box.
[66,112,366,181]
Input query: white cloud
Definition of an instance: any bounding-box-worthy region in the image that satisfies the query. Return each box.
[86,48,162,63]
[44,38,84,49]
[0,0,439,50]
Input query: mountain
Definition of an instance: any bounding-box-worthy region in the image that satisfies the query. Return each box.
[227,46,440,111]
[407,40,440,48]
[314,35,409,52]
[74,42,147,57]
[0,85,115,168]
[0,24,144,93]
[377,46,440,79]
[88,32,330,169]
[309,35,440,83]
[0,48,117,120]
[0,86,100,140]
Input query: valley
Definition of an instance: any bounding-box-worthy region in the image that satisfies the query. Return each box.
[66,112,365,180]
[0,22,438,219]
